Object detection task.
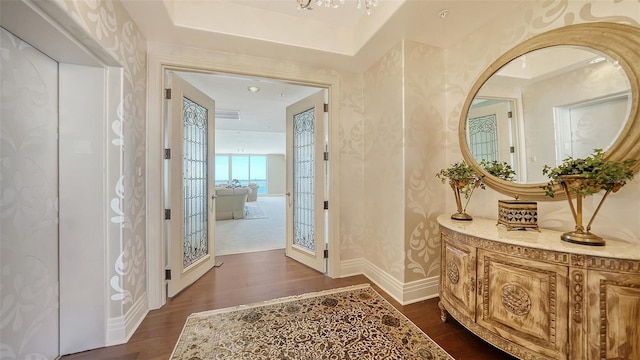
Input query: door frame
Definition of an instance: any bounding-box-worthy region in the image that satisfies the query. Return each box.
[147,53,342,309]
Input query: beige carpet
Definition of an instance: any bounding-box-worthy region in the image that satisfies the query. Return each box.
[215,196,285,256]
[170,284,453,360]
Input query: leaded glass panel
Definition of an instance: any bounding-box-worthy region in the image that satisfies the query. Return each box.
[469,114,498,162]
[182,97,209,268]
[293,108,315,252]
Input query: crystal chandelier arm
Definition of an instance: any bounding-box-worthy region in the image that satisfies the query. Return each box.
[296,0,377,13]
[297,0,312,10]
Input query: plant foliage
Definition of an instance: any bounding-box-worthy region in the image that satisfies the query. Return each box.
[436,161,485,198]
[480,159,516,182]
[541,149,636,197]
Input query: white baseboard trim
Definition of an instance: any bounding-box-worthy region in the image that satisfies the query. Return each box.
[339,258,364,277]
[106,292,149,346]
[402,276,440,304]
[340,258,440,305]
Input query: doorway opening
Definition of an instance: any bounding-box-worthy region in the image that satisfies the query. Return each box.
[161,68,330,298]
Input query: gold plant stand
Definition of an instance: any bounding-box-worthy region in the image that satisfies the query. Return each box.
[560,178,613,246]
[449,179,475,221]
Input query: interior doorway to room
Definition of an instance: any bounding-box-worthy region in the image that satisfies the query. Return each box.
[164,70,327,291]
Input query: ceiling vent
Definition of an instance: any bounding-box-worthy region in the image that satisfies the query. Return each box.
[215,109,240,120]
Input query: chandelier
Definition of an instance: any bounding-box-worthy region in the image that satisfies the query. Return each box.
[297,0,379,15]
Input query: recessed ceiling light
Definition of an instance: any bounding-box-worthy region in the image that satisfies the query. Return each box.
[248,86,260,93]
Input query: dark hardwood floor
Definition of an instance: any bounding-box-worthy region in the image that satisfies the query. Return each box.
[62,250,515,360]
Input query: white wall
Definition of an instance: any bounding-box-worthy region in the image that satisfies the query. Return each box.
[267,154,286,195]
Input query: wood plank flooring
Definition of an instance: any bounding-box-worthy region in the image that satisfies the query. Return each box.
[62,250,515,360]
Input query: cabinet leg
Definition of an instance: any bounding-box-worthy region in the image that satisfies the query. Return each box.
[438,300,448,323]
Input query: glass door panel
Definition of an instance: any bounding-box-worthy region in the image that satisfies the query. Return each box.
[168,73,216,297]
[285,90,326,273]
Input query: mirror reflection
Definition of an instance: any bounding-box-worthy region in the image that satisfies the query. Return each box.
[467,45,631,184]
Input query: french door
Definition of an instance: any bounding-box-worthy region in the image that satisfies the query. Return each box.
[167,73,217,297]
[285,90,326,273]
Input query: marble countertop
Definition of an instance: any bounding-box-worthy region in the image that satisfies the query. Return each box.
[437,214,640,261]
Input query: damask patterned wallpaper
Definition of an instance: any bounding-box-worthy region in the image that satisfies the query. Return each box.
[364,42,406,279]
[363,40,448,284]
[0,27,60,360]
[37,0,148,324]
[2,0,147,351]
[361,0,640,292]
[52,0,637,326]
[337,72,367,261]
[6,3,637,355]
[402,41,447,283]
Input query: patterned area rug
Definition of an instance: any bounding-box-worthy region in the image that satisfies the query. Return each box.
[171,284,453,359]
[244,202,268,220]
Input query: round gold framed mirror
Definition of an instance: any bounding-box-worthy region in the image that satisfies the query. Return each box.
[459,22,640,200]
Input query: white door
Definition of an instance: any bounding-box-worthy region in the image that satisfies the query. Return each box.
[285,91,326,273]
[167,73,217,297]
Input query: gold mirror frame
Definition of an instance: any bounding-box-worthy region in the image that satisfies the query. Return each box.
[459,22,640,201]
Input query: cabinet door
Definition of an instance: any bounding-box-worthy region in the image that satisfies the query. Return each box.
[440,234,477,320]
[587,270,640,360]
[477,250,569,359]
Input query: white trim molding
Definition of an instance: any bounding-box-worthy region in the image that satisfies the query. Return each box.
[340,258,439,305]
[106,293,149,346]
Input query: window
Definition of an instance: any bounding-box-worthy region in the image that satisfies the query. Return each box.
[215,154,267,194]
[215,155,229,185]
[231,155,250,186]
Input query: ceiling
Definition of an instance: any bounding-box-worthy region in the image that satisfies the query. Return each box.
[121,0,519,154]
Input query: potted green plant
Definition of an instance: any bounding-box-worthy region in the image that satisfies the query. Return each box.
[436,161,485,221]
[542,148,636,245]
[480,159,516,182]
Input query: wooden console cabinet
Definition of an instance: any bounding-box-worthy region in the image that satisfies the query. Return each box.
[437,215,640,360]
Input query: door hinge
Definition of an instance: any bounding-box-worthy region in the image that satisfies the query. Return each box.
[165,269,172,280]
[324,249,329,259]
[324,151,329,161]
[323,103,328,112]
[164,148,171,159]
[509,146,515,154]
[323,201,329,210]
[507,111,513,118]
[165,88,172,100]
[165,209,171,220]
